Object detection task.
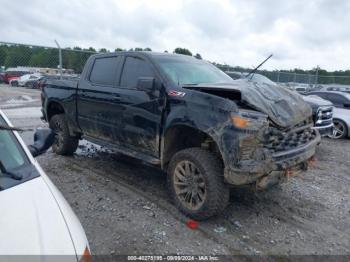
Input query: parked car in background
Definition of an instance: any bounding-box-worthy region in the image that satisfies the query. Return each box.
[330,108,350,139]
[320,85,350,94]
[10,73,42,87]
[34,75,60,89]
[23,75,44,89]
[226,72,333,136]
[305,91,350,109]
[294,85,309,93]
[1,70,31,84]
[34,75,79,89]
[302,95,334,137]
[0,110,91,258]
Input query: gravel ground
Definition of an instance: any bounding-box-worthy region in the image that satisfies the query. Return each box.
[2,85,350,256]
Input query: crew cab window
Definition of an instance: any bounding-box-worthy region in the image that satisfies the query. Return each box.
[89,57,119,86]
[120,57,154,88]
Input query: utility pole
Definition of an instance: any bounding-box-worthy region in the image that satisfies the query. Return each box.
[315,65,319,86]
[54,40,63,79]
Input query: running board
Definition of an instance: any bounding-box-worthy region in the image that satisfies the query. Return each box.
[83,135,161,165]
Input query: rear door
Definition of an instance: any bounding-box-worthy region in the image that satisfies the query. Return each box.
[77,55,124,143]
[115,55,164,157]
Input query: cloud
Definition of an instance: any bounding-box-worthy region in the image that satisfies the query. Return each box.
[0,0,349,70]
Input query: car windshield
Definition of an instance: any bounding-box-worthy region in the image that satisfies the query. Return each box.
[154,56,233,86]
[0,115,29,174]
[343,93,350,100]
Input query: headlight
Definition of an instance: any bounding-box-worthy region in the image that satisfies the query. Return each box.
[231,115,250,128]
[231,110,268,129]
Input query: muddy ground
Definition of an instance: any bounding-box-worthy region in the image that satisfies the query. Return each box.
[1,84,349,256]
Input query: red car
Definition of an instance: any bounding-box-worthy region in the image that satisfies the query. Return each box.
[0,70,31,84]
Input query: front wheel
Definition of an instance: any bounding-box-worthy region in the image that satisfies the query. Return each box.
[167,148,229,220]
[49,114,79,155]
[10,81,18,87]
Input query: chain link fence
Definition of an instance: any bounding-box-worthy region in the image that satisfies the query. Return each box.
[260,71,350,86]
[225,69,350,87]
[1,41,350,87]
[0,41,97,76]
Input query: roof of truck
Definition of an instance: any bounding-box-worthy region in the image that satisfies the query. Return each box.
[90,51,196,59]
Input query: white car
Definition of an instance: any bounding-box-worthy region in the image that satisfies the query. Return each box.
[10,74,42,87]
[0,110,91,260]
[331,107,350,139]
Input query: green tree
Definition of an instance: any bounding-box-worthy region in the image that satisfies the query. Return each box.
[144,47,152,51]
[194,53,202,59]
[115,48,124,52]
[99,48,108,53]
[173,47,192,56]
[0,46,7,66]
[87,47,96,52]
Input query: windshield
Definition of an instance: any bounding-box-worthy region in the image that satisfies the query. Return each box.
[0,115,29,174]
[246,73,277,86]
[154,56,233,85]
[343,93,350,100]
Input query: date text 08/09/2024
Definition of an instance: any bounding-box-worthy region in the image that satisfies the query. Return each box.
[127,255,219,261]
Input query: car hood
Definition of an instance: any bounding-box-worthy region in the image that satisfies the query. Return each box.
[302,95,333,110]
[0,177,76,258]
[184,80,312,128]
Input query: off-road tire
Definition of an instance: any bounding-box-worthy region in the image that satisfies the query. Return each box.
[167,148,229,220]
[49,114,79,155]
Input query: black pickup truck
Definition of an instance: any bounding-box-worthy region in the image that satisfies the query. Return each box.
[41,52,320,220]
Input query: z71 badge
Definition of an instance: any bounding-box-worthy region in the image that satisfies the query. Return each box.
[168,90,186,97]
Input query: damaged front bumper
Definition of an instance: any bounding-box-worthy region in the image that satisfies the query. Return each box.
[223,128,321,187]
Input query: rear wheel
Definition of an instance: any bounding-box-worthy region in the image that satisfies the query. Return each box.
[167,148,229,220]
[10,81,18,87]
[329,119,348,139]
[49,114,79,155]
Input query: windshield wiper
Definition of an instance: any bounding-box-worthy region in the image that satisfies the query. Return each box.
[0,160,23,180]
[0,124,31,132]
[182,83,198,86]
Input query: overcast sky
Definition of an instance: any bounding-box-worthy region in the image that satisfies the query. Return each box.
[0,0,349,70]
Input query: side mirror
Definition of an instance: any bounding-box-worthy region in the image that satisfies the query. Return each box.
[28,128,56,157]
[136,77,155,92]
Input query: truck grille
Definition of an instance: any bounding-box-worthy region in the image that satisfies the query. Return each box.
[263,124,317,153]
[315,106,333,127]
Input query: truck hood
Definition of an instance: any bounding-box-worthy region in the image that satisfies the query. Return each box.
[302,95,333,109]
[0,177,76,258]
[184,80,312,128]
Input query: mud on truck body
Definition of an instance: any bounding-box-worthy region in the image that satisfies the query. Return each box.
[41,52,320,220]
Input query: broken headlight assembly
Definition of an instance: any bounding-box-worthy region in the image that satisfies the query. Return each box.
[231,110,269,130]
[231,110,269,161]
